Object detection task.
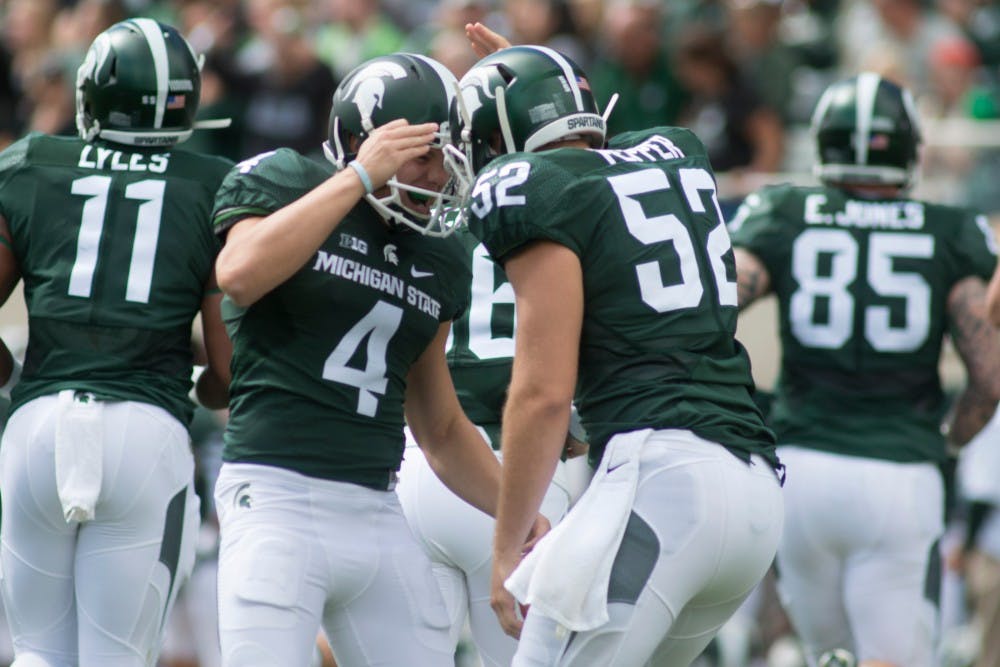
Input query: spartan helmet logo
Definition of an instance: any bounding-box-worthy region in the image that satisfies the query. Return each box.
[343,61,409,127]
[459,66,497,120]
[77,32,112,90]
[383,244,399,266]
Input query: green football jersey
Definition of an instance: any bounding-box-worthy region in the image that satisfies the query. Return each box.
[467,127,777,468]
[445,226,515,447]
[213,149,470,488]
[729,183,998,462]
[0,133,231,426]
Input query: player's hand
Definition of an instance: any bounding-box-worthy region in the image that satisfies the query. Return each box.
[466,22,511,59]
[523,513,550,554]
[352,119,438,191]
[491,548,525,638]
[490,514,548,638]
[563,433,589,459]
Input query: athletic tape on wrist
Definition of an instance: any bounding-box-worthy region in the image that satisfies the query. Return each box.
[348,161,374,195]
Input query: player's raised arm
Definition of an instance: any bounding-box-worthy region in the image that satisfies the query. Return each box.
[216,120,436,307]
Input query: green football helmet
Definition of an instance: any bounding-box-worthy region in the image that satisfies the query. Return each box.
[76,19,205,147]
[322,53,461,237]
[818,649,857,667]
[811,72,921,187]
[446,45,607,196]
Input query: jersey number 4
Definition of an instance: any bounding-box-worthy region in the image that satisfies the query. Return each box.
[322,300,403,417]
[70,176,165,303]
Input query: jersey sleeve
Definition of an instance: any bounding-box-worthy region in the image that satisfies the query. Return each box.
[946,209,998,282]
[727,186,793,275]
[0,134,34,219]
[467,154,587,264]
[211,148,329,237]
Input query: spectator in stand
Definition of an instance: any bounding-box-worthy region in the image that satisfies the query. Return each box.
[15,0,128,140]
[673,27,784,207]
[922,36,1000,212]
[925,37,998,131]
[314,0,404,82]
[778,0,841,71]
[428,28,481,77]
[588,0,687,139]
[662,0,728,33]
[501,0,588,68]
[937,0,1000,68]
[52,0,128,58]
[565,0,604,65]
[19,54,75,137]
[173,0,247,161]
[0,43,17,149]
[839,0,966,100]
[2,0,60,134]
[402,0,504,72]
[726,0,803,124]
[238,0,337,159]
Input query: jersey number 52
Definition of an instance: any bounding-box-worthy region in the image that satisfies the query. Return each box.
[608,167,738,312]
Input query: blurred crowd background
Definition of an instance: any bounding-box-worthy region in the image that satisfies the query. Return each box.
[1,0,1000,214]
[1,0,1000,665]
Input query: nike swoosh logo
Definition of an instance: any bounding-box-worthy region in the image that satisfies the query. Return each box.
[410,266,434,278]
[607,462,627,473]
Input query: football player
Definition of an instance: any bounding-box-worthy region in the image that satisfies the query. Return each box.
[395,215,583,666]
[729,73,1000,666]
[0,19,232,667]
[449,45,785,665]
[210,53,545,666]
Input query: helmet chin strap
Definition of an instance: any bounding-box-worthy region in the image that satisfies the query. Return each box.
[443,143,474,200]
[452,79,474,144]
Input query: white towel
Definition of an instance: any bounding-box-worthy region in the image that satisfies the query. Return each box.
[505,428,653,632]
[54,390,104,523]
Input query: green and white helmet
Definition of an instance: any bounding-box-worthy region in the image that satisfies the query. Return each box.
[76,19,207,147]
[447,45,607,194]
[811,72,922,187]
[322,53,461,237]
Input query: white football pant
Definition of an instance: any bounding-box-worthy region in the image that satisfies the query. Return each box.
[215,462,454,667]
[0,394,200,667]
[397,434,572,666]
[775,446,943,667]
[513,430,784,666]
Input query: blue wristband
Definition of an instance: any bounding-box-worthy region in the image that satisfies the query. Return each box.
[348,160,374,195]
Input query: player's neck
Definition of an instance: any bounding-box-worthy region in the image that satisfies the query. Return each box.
[539,138,592,151]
